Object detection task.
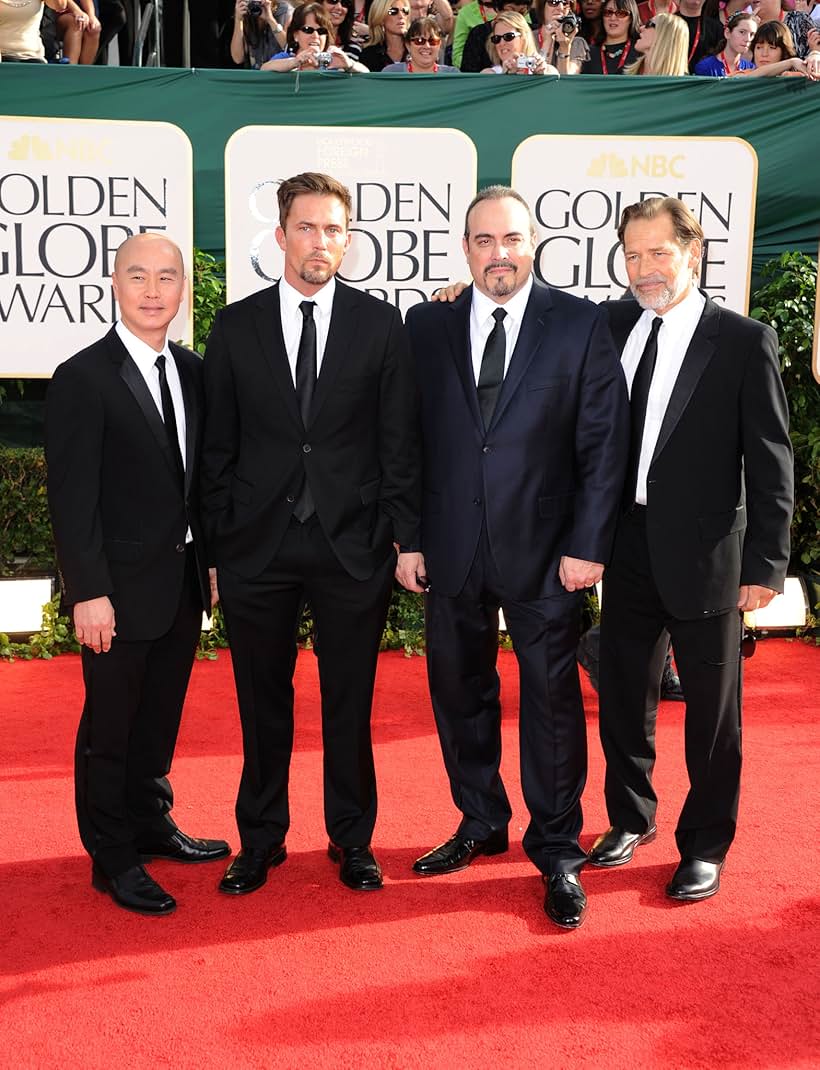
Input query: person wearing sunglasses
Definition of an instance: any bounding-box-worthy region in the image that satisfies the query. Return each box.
[322,0,366,56]
[625,9,690,70]
[359,0,411,67]
[481,11,558,71]
[581,0,640,71]
[693,8,756,71]
[229,0,291,69]
[383,13,462,66]
[262,2,366,69]
[460,0,531,73]
[534,0,590,74]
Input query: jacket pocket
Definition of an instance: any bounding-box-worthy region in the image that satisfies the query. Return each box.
[103,538,143,563]
[360,477,381,505]
[698,506,746,540]
[538,492,575,518]
[527,376,569,392]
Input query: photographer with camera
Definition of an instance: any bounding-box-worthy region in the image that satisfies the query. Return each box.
[261,1,368,68]
[230,0,291,68]
[534,0,589,73]
[460,0,531,73]
[480,10,558,70]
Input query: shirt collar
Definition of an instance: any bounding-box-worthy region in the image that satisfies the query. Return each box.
[471,273,533,326]
[279,274,336,321]
[642,283,705,332]
[115,319,170,373]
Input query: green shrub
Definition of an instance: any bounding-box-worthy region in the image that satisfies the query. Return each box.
[0,446,55,576]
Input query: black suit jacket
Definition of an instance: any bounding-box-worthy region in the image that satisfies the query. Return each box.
[606,293,794,619]
[406,280,629,601]
[45,328,210,641]
[200,279,421,581]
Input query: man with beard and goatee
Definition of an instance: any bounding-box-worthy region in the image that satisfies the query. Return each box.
[402,186,629,928]
[587,197,793,903]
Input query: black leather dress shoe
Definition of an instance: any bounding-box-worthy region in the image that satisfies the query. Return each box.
[328,843,383,890]
[412,829,509,876]
[92,863,176,916]
[543,873,587,929]
[218,845,287,895]
[666,857,723,901]
[586,824,657,867]
[138,829,231,864]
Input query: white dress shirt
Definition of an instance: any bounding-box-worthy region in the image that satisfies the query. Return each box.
[278,275,335,385]
[620,285,705,505]
[115,319,191,541]
[469,274,534,385]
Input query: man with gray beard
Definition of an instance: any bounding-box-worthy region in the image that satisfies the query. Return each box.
[587,197,794,902]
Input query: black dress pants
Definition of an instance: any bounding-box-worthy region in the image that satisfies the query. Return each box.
[75,546,202,878]
[425,523,588,875]
[219,517,395,850]
[599,507,743,863]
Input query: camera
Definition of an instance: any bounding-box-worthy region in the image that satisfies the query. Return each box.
[558,12,579,34]
[516,55,538,70]
[316,51,333,68]
[247,1,263,15]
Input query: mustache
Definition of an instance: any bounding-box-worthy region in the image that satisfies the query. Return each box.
[484,260,515,272]
[635,274,667,286]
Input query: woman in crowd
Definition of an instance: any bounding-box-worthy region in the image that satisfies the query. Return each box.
[230,0,290,68]
[262,2,366,69]
[581,0,639,71]
[749,0,819,56]
[0,0,66,61]
[534,0,590,73]
[740,17,820,72]
[56,0,101,63]
[481,10,558,72]
[359,0,410,68]
[694,8,757,71]
[383,12,460,66]
[626,9,689,71]
[579,0,605,41]
[322,0,369,56]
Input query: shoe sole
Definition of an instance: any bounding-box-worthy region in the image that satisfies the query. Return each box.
[92,874,176,916]
[217,848,287,895]
[666,883,720,902]
[412,841,509,877]
[586,827,657,868]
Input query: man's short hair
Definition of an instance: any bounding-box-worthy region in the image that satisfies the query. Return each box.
[463,185,537,240]
[617,196,704,248]
[277,172,353,229]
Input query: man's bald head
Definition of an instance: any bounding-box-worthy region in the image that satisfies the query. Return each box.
[113,232,185,277]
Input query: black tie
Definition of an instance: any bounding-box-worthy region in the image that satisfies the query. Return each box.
[625,316,662,505]
[154,354,185,489]
[293,300,317,522]
[477,307,507,430]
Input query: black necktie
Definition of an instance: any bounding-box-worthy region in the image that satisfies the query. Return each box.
[477,307,507,430]
[154,354,185,489]
[626,316,662,505]
[293,300,317,522]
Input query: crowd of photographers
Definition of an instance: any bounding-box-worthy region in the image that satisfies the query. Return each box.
[2,0,819,76]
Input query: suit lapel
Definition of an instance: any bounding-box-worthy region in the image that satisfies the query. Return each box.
[444,286,483,433]
[652,293,719,464]
[252,283,303,431]
[309,281,356,427]
[110,329,181,486]
[490,280,551,429]
[172,343,197,498]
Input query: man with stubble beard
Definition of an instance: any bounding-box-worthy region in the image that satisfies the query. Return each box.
[403,186,628,928]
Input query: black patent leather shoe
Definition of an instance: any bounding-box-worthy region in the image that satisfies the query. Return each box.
[92,863,176,916]
[138,829,231,864]
[666,857,723,901]
[412,829,509,876]
[543,873,587,929]
[218,845,287,895]
[586,824,657,867]
[328,843,383,890]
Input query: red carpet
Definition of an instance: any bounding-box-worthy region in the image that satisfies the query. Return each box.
[1,640,818,1068]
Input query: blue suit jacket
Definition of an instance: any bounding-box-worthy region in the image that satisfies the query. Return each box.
[406,280,629,600]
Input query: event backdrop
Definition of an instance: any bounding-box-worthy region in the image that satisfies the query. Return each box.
[1,66,819,375]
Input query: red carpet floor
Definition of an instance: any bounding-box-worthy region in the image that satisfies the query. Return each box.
[1,640,818,1069]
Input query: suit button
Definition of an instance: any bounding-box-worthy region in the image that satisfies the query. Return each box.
[175,543,185,553]
[286,494,295,503]
[473,497,482,506]
[482,446,491,453]
[302,444,311,453]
